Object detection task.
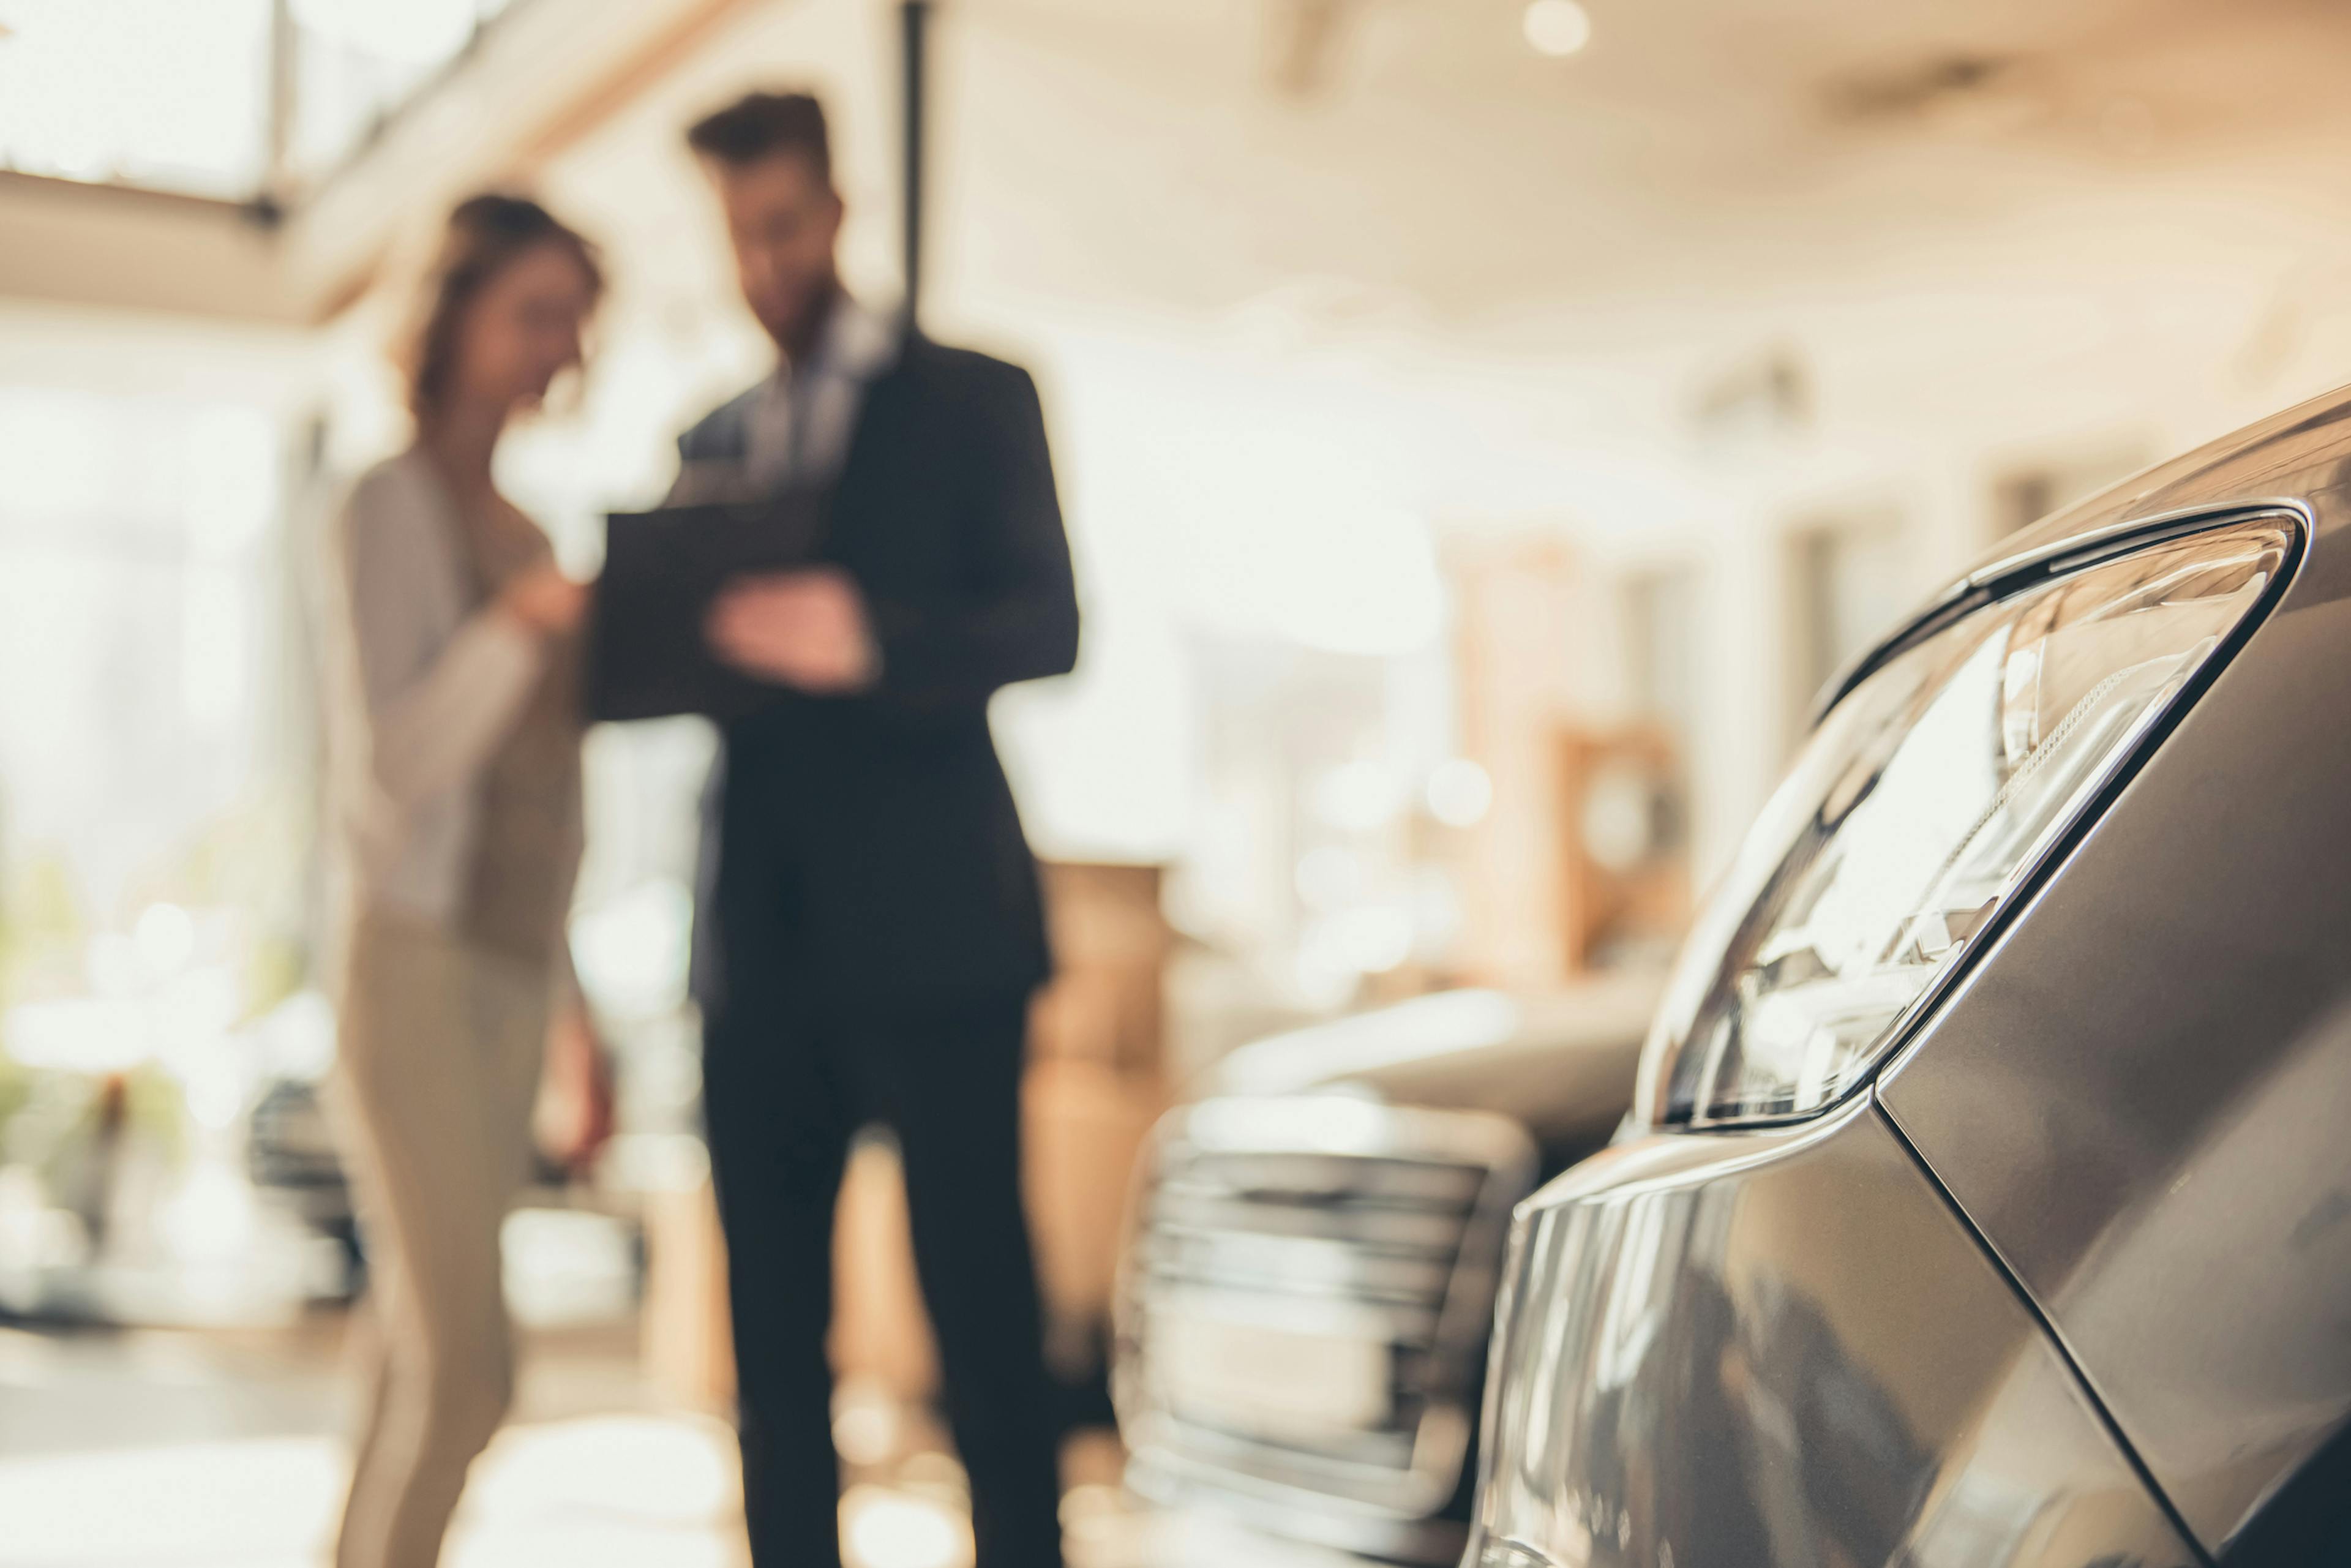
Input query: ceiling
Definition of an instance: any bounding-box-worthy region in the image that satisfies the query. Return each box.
[13,0,2351,486]
[443,0,2351,547]
[915,0,2351,321]
[9,0,2349,332]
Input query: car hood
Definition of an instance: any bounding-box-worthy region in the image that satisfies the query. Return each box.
[1204,971,1665,1143]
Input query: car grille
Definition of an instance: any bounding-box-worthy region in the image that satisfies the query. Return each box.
[247,1081,350,1195]
[1116,1095,1535,1519]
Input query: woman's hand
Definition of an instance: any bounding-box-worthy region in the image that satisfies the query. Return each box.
[498,561,589,637]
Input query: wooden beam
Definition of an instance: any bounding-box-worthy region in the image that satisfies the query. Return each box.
[0,170,299,324]
[0,168,267,222]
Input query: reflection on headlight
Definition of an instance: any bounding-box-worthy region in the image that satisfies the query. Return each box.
[1636,516,2292,1127]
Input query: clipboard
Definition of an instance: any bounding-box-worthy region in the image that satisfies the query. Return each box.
[585,492,827,722]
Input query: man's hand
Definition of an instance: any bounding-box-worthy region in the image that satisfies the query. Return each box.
[705,566,880,694]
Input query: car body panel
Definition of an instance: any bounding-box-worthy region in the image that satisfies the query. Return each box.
[1468,1097,2197,1568]
[1880,470,2351,1553]
[1138,384,2351,1567]
[1978,384,2351,582]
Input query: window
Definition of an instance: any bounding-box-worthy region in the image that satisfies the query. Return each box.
[0,381,302,1077]
[0,0,520,200]
[0,0,274,198]
[285,0,517,184]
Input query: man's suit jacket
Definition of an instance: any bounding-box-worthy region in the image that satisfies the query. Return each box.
[679,335,1078,1013]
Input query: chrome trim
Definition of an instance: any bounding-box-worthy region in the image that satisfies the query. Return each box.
[1807,498,2315,727]
[1127,1454,1471,1562]
[1113,1094,1537,1527]
[1668,508,2308,1131]
[1962,495,2315,591]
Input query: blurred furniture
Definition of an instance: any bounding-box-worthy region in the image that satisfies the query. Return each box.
[1556,726,1689,973]
[1447,541,1692,983]
[1026,863,1172,1348]
[1449,537,1589,990]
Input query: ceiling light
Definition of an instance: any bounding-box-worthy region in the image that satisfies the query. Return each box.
[1523,0,1592,58]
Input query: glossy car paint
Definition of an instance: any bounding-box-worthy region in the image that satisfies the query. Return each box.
[1469,1096,2195,1568]
[1880,397,2351,1556]
[1470,386,2351,1567]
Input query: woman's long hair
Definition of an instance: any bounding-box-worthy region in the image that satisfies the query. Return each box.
[405,193,604,427]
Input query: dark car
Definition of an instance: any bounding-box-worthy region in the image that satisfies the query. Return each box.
[1461,392,2351,1566]
[1114,975,1660,1564]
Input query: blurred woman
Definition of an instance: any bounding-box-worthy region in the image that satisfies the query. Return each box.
[321,194,601,1568]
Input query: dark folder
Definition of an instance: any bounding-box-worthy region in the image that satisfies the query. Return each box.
[585,493,827,722]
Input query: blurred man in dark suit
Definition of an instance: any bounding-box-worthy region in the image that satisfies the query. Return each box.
[672,89,1077,1568]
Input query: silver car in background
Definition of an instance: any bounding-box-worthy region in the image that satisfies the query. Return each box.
[1116,979,1659,1564]
[1465,390,2351,1567]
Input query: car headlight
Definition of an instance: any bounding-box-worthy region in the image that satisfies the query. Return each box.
[1634,514,2293,1128]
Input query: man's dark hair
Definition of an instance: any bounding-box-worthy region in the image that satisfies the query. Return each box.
[686,91,832,182]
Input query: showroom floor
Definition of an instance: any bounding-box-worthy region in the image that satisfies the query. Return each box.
[0,1321,1340,1568]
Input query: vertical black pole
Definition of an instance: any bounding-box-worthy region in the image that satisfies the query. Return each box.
[900,0,931,329]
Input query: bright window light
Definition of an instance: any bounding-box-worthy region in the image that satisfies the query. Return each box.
[289,0,481,64]
[0,0,272,197]
[287,0,515,181]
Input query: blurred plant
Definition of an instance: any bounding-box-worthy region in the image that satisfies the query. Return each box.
[0,851,90,1011]
[0,1051,28,1149]
[160,787,318,1023]
[0,851,85,1158]
[5,1067,179,1177]
[122,1064,190,1167]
